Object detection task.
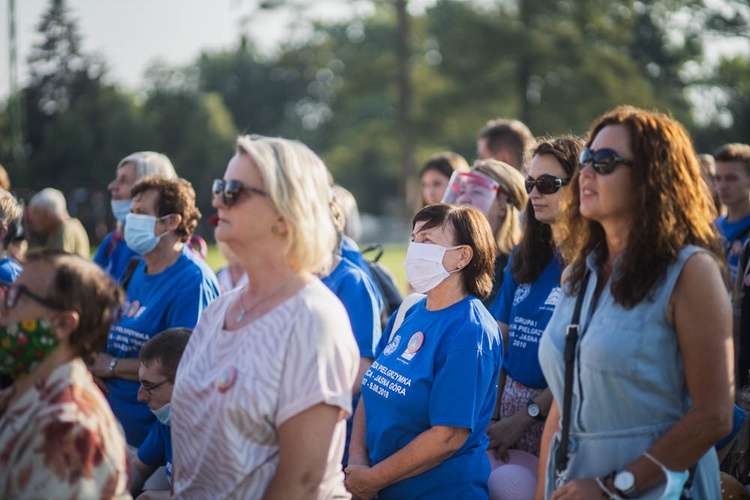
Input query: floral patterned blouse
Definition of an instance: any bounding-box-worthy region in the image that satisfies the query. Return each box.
[0,358,130,498]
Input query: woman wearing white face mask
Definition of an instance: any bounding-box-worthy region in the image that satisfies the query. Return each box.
[88,176,220,450]
[93,151,177,282]
[346,204,503,500]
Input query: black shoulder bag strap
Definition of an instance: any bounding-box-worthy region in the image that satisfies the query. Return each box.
[555,270,590,487]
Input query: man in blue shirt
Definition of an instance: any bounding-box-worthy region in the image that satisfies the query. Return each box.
[129,327,191,498]
[715,143,750,283]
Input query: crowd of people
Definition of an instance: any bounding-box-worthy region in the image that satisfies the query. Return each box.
[0,105,748,499]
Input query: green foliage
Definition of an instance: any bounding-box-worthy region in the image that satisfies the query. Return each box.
[2,0,750,244]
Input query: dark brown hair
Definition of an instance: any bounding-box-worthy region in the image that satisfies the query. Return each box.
[419,152,470,180]
[131,176,201,242]
[512,135,583,283]
[479,118,536,169]
[28,250,124,363]
[714,143,750,176]
[139,327,191,382]
[555,106,724,307]
[412,204,496,299]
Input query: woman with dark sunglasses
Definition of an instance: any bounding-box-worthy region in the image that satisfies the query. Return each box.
[171,136,359,498]
[485,137,582,488]
[537,107,732,498]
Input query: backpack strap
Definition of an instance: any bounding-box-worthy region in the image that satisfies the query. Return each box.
[388,293,425,343]
[121,256,142,292]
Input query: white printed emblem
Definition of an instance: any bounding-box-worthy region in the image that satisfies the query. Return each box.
[513,283,531,306]
[544,286,562,306]
[401,332,424,361]
[383,335,401,356]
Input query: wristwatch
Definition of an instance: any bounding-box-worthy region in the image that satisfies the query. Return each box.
[614,469,636,497]
[526,400,545,422]
[108,358,118,377]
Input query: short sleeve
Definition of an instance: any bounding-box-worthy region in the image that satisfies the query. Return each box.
[275,299,358,426]
[138,422,167,468]
[429,345,498,431]
[336,272,382,358]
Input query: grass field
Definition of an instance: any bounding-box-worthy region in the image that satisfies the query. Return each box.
[203,242,409,295]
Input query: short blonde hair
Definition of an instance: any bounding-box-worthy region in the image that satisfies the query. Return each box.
[236,136,336,274]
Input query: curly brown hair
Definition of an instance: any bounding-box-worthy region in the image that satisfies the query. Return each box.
[27,250,124,364]
[131,176,201,242]
[512,135,584,284]
[555,106,724,308]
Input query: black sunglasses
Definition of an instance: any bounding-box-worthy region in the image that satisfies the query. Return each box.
[579,147,634,175]
[1,282,66,311]
[212,179,267,207]
[525,175,570,195]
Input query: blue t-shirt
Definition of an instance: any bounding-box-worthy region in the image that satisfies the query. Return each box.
[716,214,750,283]
[0,257,22,284]
[106,247,220,446]
[138,421,173,485]
[341,237,385,313]
[321,257,382,465]
[362,295,502,499]
[490,250,563,389]
[93,231,139,282]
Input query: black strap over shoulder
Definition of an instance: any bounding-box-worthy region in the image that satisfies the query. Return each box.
[555,270,590,481]
[121,256,142,292]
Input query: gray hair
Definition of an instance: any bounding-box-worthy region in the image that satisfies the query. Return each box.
[29,188,68,219]
[117,151,177,181]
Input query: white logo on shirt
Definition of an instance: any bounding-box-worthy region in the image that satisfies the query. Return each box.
[544,286,562,307]
[513,284,531,306]
[383,335,401,356]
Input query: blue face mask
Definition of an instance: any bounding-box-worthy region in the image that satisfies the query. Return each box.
[110,199,132,224]
[151,402,171,426]
[124,213,170,255]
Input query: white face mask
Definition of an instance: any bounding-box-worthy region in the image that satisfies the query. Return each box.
[151,402,172,426]
[404,241,464,294]
[124,213,170,255]
[110,199,132,224]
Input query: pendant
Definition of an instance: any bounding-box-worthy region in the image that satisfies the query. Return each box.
[236,309,245,323]
[216,366,237,393]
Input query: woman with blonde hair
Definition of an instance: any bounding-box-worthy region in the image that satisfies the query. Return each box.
[538,107,732,498]
[171,136,359,498]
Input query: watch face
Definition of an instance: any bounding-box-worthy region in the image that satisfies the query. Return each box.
[615,470,635,491]
[527,403,540,417]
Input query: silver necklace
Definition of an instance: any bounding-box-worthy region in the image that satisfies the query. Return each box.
[236,278,296,323]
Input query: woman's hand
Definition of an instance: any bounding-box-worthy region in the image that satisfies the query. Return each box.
[344,464,379,500]
[88,352,114,379]
[487,410,532,460]
[550,478,605,499]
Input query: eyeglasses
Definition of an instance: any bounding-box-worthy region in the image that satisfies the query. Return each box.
[140,378,170,395]
[212,179,267,207]
[0,282,65,311]
[579,147,634,175]
[525,175,570,195]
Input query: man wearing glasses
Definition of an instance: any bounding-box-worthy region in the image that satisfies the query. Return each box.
[129,327,191,498]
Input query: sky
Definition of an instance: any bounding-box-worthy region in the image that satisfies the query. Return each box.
[1,0,747,103]
[0,0,415,100]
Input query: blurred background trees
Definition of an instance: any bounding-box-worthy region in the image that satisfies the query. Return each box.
[0,0,748,243]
